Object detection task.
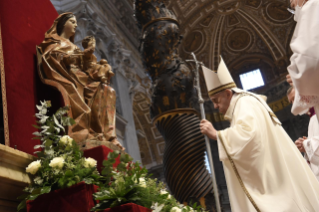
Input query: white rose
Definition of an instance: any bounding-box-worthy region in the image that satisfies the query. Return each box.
[160,190,172,198]
[26,160,41,175]
[170,207,182,212]
[59,135,73,146]
[139,177,146,187]
[84,157,97,168]
[49,157,65,169]
[160,190,168,195]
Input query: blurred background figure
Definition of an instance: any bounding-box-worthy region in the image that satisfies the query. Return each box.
[286,0,319,121]
[287,86,319,181]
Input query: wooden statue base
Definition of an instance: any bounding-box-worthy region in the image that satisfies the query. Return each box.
[81,139,124,152]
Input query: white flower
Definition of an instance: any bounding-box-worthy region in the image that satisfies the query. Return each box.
[151,203,164,212]
[160,190,171,199]
[49,157,65,169]
[139,177,147,187]
[171,207,182,212]
[34,176,43,185]
[160,190,168,195]
[59,135,73,146]
[84,157,97,168]
[26,160,41,175]
[39,115,49,124]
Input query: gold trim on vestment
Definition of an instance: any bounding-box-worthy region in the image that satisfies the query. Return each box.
[217,131,261,212]
[152,108,199,124]
[0,22,10,146]
[142,17,180,33]
[208,82,237,96]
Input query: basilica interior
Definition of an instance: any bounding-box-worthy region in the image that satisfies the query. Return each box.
[0,0,309,212]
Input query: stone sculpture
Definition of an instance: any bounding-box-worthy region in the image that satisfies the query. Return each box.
[36,12,124,151]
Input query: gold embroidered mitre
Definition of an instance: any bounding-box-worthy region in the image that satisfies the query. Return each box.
[202,56,236,96]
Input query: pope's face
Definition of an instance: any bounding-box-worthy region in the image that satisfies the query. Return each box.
[64,17,77,36]
[210,89,233,115]
[288,88,295,104]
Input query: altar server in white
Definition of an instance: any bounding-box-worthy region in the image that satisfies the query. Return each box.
[287,0,319,121]
[288,86,319,181]
[200,58,319,212]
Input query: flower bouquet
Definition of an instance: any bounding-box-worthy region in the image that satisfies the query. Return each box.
[92,151,204,212]
[17,101,206,212]
[18,101,101,211]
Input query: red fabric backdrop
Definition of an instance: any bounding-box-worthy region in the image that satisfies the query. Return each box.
[0,0,62,154]
[84,145,121,173]
[27,182,99,212]
[103,203,152,212]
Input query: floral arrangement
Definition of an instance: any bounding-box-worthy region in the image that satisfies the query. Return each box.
[18,101,101,211]
[18,101,206,212]
[92,150,204,212]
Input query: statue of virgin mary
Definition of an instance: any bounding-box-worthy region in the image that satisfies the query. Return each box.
[37,13,124,150]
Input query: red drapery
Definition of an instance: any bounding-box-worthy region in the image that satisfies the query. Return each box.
[27,182,98,212]
[27,146,151,212]
[83,145,121,172]
[102,203,152,212]
[0,0,61,154]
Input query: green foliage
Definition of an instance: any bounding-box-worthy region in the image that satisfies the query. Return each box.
[18,100,206,212]
[18,101,101,211]
[92,151,206,212]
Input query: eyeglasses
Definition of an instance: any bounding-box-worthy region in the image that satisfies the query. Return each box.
[287,8,295,14]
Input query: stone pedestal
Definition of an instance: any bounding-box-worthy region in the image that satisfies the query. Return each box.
[0,144,35,212]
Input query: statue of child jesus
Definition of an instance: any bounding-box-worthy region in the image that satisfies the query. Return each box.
[82,36,114,84]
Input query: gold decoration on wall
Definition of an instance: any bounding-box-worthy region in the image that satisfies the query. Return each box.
[0,22,10,146]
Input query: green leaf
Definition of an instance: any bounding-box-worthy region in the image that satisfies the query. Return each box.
[17,200,26,212]
[69,118,76,125]
[108,151,119,160]
[67,180,76,187]
[31,188,41,195]
[65,170,74,178]
[101,167,112,176]
[44,139,53,147]
[103,160,111,167]
[107,158,116,165]
[83,178,94,184]
[117,162,127,172]
[90,201,112,211]
[28,194,40,200]
[32,137,42,140]
[40,186,51,194]
[120,153,133,163]
[32,124,41,129]
[17,193,29,200]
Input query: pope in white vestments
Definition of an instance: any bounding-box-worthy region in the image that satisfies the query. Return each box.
[200,58,319,212]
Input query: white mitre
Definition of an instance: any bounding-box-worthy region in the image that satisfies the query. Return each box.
[201,57,236,96]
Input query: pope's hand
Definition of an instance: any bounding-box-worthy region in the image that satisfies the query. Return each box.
[200,119,217,140]
[295,137,306,153]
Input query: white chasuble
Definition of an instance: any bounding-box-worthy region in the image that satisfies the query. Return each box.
[217,92,319,212]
